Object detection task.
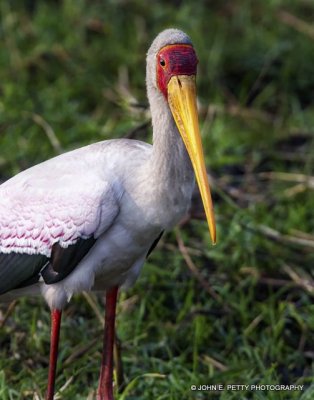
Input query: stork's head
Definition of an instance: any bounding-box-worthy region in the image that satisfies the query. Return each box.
[147,29,216,244]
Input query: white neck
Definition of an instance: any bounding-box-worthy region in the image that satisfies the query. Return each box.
[148,88,194,191]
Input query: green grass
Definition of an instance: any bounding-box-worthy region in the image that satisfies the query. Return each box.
[0,0,313,399]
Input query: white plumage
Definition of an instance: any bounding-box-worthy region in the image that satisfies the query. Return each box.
[0,131,194,310]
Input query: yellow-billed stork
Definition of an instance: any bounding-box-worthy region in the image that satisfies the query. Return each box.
[0,29,216,400]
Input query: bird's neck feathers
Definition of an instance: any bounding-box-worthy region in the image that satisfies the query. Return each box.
[148,86,194,191]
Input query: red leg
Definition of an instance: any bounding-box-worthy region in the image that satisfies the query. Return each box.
[97,286,118,400]
[46,309,62,400]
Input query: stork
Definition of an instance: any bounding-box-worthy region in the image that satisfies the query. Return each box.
[0,29,216,399]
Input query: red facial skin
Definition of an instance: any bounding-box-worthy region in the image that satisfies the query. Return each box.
[156,44,198,99]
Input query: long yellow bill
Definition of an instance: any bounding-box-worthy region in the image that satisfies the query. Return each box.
[167,74,216,244]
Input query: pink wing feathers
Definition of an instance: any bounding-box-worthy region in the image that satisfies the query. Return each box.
[0,151,120,257]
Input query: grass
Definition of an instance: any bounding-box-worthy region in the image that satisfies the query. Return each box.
[0,0,313,399]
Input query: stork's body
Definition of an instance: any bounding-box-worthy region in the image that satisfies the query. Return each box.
[0,135,193,308]
[0,29,215,399]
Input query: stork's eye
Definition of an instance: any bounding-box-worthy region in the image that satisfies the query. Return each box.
[160,59,166,67]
